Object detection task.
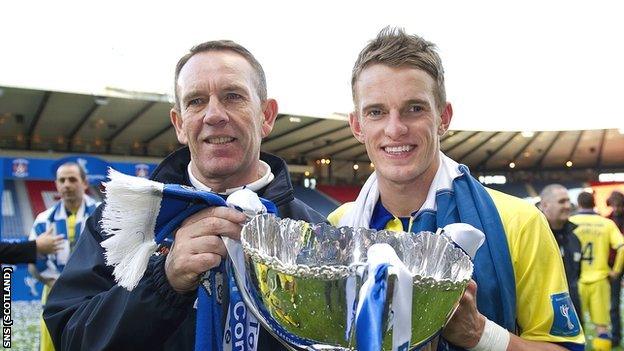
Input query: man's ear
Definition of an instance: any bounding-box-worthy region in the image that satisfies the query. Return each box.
[438,102,453,136]
[261,99,278,138]
[170,108,188,144]
[349,111,365,143]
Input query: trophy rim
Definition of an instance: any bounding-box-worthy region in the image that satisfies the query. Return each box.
[241,215,473,288]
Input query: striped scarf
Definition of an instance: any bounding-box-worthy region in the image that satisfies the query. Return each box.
[31,195,98,279]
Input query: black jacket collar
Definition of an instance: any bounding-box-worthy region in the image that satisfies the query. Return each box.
[149,147,295,207]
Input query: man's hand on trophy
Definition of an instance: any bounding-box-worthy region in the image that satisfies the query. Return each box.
[165,206,247,293]
[441,280,486,348]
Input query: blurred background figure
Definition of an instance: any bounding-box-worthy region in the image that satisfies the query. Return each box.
[27,162,98,351]
[571,191,624,351]
[539,184,583,319]
[607,191,624,347]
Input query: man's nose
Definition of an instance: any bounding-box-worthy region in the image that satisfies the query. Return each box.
[384,110,408,139]
[203,98,229,126]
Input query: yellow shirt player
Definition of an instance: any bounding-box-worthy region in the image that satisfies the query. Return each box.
[330,26,586,351]
[331,185,586,350]
[570,191,624,351]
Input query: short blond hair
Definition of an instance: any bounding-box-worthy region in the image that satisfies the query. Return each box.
[351,27,446,112]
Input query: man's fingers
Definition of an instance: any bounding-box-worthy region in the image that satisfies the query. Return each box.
[190,235,227,257]
[181,206,247,227]
[177,213,244,241]
[173,251,224,277]
[180,208,213,227]
[189,252,224,273]
[458,280,478,307]
[466,279,477,296]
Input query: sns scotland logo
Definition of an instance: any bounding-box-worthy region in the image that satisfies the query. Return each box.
[550,292,581,336]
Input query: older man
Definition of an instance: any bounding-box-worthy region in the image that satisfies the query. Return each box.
[28,162,99,351]
[43,40,324,350]
[329,27,585,350]
[538,184,582,320]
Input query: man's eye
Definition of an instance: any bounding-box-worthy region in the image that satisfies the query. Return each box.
[225,93,243,101]
[187,98,204,106]
[366,109,383,118]
[408,105,423,113]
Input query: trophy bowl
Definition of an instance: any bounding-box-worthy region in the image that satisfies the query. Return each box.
[236,214,473,350]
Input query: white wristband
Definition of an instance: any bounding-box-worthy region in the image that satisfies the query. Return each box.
[467,318,510,351]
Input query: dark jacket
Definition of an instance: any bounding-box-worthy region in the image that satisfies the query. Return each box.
[0,240,37,264]
[43,147,325,351]
[608,212,623,267]
[552,221,582,318]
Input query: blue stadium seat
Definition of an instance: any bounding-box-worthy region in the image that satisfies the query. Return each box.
[2,180,26,240]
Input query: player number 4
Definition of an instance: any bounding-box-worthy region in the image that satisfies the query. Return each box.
[581,243,593,265]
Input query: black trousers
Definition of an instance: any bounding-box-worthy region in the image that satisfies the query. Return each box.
[611,276,622,344]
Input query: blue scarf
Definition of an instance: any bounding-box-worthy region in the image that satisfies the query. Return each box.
[406,165,516,334]
[149,185,277,351]
[33,196,98,277]
[101,169,279,351]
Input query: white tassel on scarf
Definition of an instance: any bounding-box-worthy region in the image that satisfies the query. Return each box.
[100,168,165,290]
[100,168,276,292]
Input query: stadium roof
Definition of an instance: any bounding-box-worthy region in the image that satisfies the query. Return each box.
[2,2,623,132]
[1,85,623,175]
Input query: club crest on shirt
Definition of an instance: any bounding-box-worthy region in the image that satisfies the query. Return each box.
[201,272,212,296]
[215,271,224,304]
[550,292,581,336]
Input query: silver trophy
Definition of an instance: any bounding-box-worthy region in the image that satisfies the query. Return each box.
[231,214,476,351]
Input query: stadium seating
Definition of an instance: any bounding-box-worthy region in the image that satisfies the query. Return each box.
[486,183,531,199]
[25,180,57,217]
[316,184,361,204]
[293,185,339,217]
[1,180,25,239]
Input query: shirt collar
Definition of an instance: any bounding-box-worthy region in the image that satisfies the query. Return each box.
[187,161,274,195]
[371,152,463,231]
[417,152,463,215]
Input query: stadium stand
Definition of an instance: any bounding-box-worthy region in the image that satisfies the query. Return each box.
[316,184,361,204]
[293,185,339,217]
[486,182,531,199]
[2,180,25,239]
[532,180,585,195]
[25,180,57,217]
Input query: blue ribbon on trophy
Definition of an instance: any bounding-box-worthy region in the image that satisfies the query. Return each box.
[353,224,484,351]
